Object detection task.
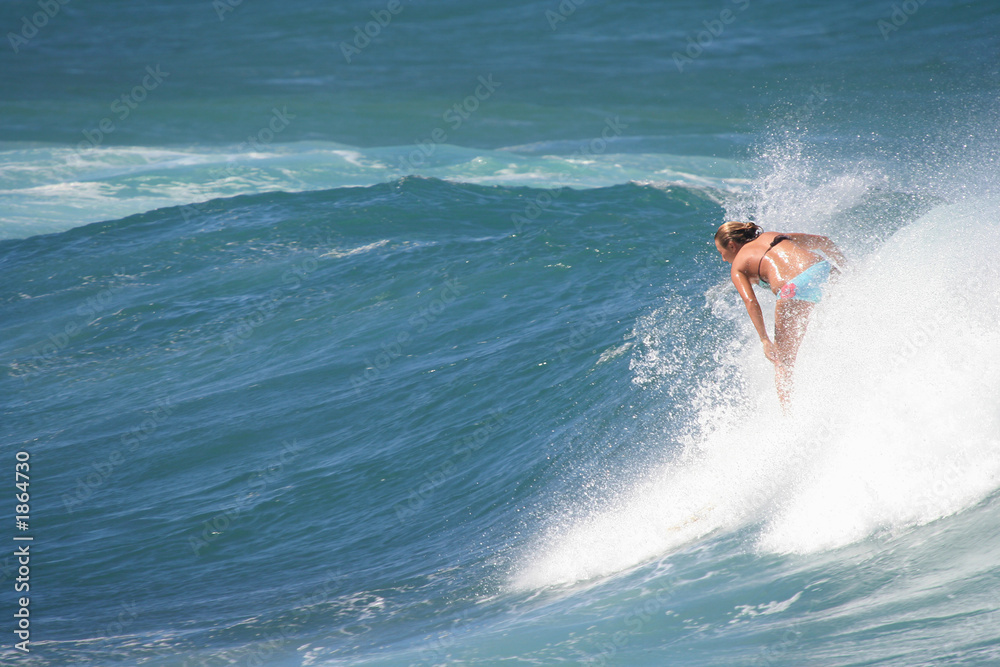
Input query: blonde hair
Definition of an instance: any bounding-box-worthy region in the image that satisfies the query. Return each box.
[715,221,762,247]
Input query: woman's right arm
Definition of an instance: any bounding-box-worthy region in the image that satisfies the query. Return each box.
[731,268,779,362]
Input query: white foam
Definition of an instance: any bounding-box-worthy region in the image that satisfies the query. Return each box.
[759,198,1000,553]
[514,182,1000,589]
[320,239,391,259]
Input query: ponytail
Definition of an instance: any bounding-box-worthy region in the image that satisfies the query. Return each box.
[715,221,762,247]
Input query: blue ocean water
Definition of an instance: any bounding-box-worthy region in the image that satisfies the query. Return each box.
[3,0,1000,665]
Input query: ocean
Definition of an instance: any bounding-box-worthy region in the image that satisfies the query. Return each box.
[2,0,1000,664]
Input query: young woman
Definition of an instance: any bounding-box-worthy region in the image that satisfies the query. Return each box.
[714,221,846,408]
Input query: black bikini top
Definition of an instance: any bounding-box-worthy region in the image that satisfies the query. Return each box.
[756,235,790,288]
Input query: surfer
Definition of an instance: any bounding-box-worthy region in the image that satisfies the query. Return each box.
[714,221,846,409]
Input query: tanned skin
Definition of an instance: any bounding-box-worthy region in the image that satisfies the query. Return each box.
[716,232,846,409]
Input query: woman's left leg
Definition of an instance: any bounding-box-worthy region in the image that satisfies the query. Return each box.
[773,299,815,408]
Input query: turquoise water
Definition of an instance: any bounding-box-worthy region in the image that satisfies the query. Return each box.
[3,1,1000,665]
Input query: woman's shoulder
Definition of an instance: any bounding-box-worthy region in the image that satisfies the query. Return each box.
[782,232,825,244]
[733,237,766,272]
[751,231,783,248]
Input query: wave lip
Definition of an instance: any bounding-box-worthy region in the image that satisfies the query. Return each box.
[0,141,748,239]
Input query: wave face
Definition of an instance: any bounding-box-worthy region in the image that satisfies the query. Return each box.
[5,158,1000,665]
[3,0,1000,665]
